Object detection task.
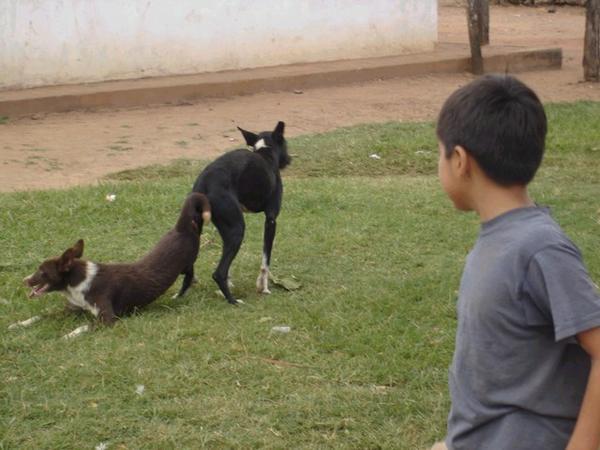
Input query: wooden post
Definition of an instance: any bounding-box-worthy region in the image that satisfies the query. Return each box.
[480,0,490,46]
[467,0,484,74]
[584,0,600,81]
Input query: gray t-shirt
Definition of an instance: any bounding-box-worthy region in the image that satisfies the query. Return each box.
[446,206,600,450]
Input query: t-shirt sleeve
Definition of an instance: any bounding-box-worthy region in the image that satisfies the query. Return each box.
[523,242,600,342]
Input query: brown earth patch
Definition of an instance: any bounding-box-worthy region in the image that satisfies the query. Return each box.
[0,5,598,192]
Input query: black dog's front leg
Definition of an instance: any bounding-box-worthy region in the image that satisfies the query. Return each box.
[256,215,276,294]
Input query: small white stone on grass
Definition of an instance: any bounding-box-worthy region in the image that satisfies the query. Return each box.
[271,326,291,334]
[135,384,145,395]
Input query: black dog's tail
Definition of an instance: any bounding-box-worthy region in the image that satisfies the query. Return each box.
[176,193,211,234]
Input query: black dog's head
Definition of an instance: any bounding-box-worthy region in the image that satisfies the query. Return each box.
[23,240,84,298]
[237,121,291,170]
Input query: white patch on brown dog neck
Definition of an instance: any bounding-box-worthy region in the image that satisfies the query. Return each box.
[65,262,99,317]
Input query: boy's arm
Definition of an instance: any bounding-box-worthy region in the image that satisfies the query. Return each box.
[567,326,600,450]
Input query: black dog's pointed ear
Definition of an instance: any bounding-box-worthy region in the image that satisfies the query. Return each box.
[273,121,285,136]
[273,121,285,144]
[238,126,259,147]
[59,240,83,272]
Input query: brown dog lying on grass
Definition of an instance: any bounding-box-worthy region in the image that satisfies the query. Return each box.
[19,193,210,336]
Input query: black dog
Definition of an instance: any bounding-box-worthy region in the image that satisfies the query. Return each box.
[192,121,291,304]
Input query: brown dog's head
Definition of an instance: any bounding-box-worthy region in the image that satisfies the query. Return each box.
[23,240,84,298]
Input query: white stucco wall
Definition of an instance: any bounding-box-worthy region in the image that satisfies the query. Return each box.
[0,0,437,90]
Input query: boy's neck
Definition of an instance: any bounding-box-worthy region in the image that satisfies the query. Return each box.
[471,177,534,223]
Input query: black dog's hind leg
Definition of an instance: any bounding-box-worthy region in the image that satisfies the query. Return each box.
[212,195,245,305]
[173,266,195,299]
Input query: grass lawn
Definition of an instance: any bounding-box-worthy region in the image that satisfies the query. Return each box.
[1,102,599,449]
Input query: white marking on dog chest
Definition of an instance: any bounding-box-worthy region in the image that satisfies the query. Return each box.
[65,262,99,317]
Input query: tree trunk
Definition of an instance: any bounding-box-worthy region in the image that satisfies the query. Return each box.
[584,0,600,81]
[467,0,484,74]
[480,0,490,46]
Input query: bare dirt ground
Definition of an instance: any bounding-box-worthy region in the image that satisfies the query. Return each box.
[1,5,599,192]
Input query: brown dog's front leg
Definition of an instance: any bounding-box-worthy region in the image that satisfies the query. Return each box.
[97,299,117,326]
[63,324,91,339]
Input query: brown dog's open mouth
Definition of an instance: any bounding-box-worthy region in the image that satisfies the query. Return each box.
[29,284,49,298]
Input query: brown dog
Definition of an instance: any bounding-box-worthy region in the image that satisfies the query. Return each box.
[23,193,210,328]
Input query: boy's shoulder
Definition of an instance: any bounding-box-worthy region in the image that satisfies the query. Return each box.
[485,206,572,249]
[476,206,580,270]
[518,208,570,244]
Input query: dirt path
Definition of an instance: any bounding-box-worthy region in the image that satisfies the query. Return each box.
[1,5,598,192]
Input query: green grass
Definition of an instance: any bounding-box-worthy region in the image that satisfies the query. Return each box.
[1,102,599,449]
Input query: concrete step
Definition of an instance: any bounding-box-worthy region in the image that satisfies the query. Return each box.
[0,43,561,117]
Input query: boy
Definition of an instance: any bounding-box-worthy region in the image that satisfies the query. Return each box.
[433,75,600,450]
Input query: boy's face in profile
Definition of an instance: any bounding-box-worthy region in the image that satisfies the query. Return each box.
[437,141,470,212]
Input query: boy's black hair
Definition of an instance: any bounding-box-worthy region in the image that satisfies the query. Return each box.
[436,74,547,186]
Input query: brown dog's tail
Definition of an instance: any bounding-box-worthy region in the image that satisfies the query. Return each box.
[176,192,211,233]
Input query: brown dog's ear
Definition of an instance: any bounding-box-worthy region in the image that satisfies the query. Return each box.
[237,126,259,147]
[73,239,84,258]
[58,240,83,272]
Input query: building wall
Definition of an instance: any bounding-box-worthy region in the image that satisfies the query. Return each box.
[0,0,437,90]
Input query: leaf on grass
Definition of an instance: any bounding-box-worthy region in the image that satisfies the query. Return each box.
[269,274,301,291]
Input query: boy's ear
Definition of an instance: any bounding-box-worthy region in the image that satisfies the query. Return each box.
[453,145,471,178]
[58,240,83,272]
[237,127,259,147]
